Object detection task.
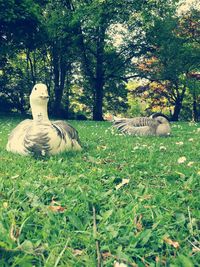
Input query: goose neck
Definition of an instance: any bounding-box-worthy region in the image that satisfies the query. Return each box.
[31,102,50,124]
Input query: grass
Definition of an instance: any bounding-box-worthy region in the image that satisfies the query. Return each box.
[0,116,199,266]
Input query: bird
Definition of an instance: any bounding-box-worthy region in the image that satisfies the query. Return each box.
[112,114,171,136]
[6,83,82,156]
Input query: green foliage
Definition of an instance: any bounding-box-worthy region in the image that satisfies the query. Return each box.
[187,77,200,96]
[0,116,200,266]
[132,4,200,120]
[0,0,199,120]
[127,98,143,117]
[0,0,43,52]
[126,81,149,117]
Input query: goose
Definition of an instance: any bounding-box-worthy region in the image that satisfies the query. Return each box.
[113,115,171,136]
[6,83,82,156]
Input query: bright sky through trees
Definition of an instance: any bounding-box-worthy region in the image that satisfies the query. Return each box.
[179,0,200,13]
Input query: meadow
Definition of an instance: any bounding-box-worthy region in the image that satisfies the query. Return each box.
[0,116,199,267]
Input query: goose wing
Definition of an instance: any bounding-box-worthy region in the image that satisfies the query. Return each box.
[23,123,52,156]
[6,119,33,155]
[113,117,159,135]
[22,121,81,156]
[7,119,81,156]
[52,120,82,150]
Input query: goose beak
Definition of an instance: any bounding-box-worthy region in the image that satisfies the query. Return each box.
[40,96,49,99]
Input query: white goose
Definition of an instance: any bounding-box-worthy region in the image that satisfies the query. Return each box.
[6,83,82,156]
[113,115,171,136]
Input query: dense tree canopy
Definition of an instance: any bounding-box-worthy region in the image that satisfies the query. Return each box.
[0,0,199,120]
[130,6,200,120]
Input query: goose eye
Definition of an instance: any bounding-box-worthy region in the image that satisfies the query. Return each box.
[35,88,37,91]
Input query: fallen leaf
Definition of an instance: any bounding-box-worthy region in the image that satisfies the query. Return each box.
[176,142,184,145]
[9,223,19,242]
[3,202,8,208]
[132,146,139,151]
[133,214,143,231]
[44,175,58,180]
[177,156,186,164]
[99,158,114,164]
[160,146,167,151]
[175,172,185,179]
[73,249,84,256]
[188,138,194,142]
[97,145,107,150]
[187,161,194,167]
[102,251,112,259]
[163,236,180,248]
[114,261,128,267]
[11,174,20,179]
[49,205,65,212]
[139,194,152,201]
[155,256,160,263]
[192,247,200,253]
[115,179,130,190]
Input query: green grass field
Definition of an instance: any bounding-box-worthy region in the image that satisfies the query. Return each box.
[0,116,199,267]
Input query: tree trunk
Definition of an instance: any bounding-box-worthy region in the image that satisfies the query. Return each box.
[192,99,198,122]
[53,69,60,116]
[171,99,182,121]
[52,44,62,117]
[64,71,71,119]
[171,83,186,121]
[92,27,105,121]
[76,21,106,120]
[54,62,66,116]
[93,80,104,121]
[26,50,36,85]
[93,56,104,120]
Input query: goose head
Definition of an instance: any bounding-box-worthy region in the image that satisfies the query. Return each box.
[154,116,171,136]
[154,116,169,124]
[30,83,50,123]
[30,83,49,107]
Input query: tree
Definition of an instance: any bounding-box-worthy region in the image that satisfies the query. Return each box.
[0,0,44,113]
[71,0,147,120]
[1,0,199,121]
[42,0,77,117]
[0,0,43,61]
[132,7,200,120]
[186,73,200,121]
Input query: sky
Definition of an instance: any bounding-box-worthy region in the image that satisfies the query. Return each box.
[178,0,200,14]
